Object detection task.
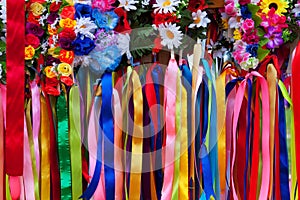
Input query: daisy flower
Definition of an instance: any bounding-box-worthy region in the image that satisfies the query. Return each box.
[158,22,183,49]
[0,0,6,23]
[259,0,288,16]
[75,17,97,39]
[153,0,180,14]
[142,0,150,7]
[188,10,211,28]
[118,0,138,11]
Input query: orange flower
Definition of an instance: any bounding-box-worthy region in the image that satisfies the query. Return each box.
[25,45,35,60]
[59,49,74,64]
[48,25,57,35]
[59,18,76,29]
[44,66,57,78]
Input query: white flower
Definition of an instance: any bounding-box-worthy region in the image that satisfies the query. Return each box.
[117,33,132,59]
[240,57,259,71]
[292,4,300,17]
[39,13,49,27]
[0,0,6,24]
[119,0,138,11]
[228,16,241,29]
[188,10,211,28]
[153,0,180,14]
[158,22,183,49]
[141,0,150,7]
[75,17,97,39]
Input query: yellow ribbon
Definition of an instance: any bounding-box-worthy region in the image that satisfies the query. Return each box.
[266,63,277,198]
[40,95,51,200]
[129,69,144,200]
[69,86,83,200]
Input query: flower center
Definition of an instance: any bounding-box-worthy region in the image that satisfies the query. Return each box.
[166,30,174,39]
[125,0,129,6]
[194,17,201,24]
[269,2,278,10]
[80,25,86,28]
[163,0,171,7]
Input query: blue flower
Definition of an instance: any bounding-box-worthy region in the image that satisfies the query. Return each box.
[72,35,96,56]
[246,44,258,57]
[92,9,119,31]
[75,3,92,19]
[241,5,252,19]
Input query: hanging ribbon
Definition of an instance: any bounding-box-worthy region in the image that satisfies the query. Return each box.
[69,86,83,199]
[161,59,178,200]
[56,91,72,199]
[6,0,25,177]
[128,69,144,199]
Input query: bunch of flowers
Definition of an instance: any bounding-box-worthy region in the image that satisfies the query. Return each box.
[221,0,300,71]
[42,0,76,95]
[0,0,5,83]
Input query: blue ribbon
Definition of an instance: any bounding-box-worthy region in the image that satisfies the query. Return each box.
[101,72,115,200]
[278,86,290,199]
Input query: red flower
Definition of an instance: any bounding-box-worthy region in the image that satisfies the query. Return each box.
[27,12,40,25]
[49,2,62,12]
[188,0,208,12]
[25,34,40,48]
[44,85,60,96]
[59,49,75,64]
[45,77,59,87]
[60,76,73,86]
[61,6,75,19]
[114,7,131,34]
[59,28,76,40]
[153,13,179,26]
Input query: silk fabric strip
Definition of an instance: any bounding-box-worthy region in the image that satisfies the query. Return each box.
[57,92,72,199]
[40,95,51,200]
[69,86,83,199]
[6,0,25,176]
[128,69,144,199]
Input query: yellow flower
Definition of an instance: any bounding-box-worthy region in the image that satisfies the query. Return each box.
[59,18,76,29]
[30,2,45,16]
[260,0,288,16]
[25,45,35,60]
[48,25,57,35]
[65,0,74,5]
[44,66,57,78]
[233,29,242,40]
[57,63,73,76]
[48,47,59,58]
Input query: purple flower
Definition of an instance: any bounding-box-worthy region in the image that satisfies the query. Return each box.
[47,12,59,24]
[264,27,284,49]
[58,37,73,50]
[46,56,60,66]
[26,22,44,38]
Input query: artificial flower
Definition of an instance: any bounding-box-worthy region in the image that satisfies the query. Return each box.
[72,35,96,55]
[44,66,57,78]
[46,56,60,66]
[118,0,138,11]
[228,17,240,29]
[49,2,62,12]
[153,13,179,26]
[117,33,131,58]
[75,3,92,19]
[233,29,242,40]
[48,48,59,58]
[188,10,211,28]
[60,76,73,86]
[241,18,254,33]
[61,6,76,19]
[25,45,35,60]
[59,49,75,64]
[224,1,238,17]
[94,30,118,51]
[0,0,6,23]
[260,0,288,16]
[57,63,73,76]
[75,17,97,39]
[246,44,258,57]
[92,9,119,31]
[26,22,44,37]
[59,18,77,29]
[158,22,183,49]
[153,0,180,14]
[47,12,59,24]
[27,12,40,25]
[292,3,300,17]
[187,0,208,12]
[232,41,251,64]
[92,0,115,12]
[142,0,150,7]
[240,5,252,19]
[44,85,60,96]
[264,26,284,49]
[260,8,287,31]
[30,2,45,16]
[48,25,58,35]
[59,28,77,40]
[114,7,131,33]
[58,37,74,50]
[239,0,250,5]
[240,57,259,70]
[66,0,75,5]
[25,34,40,48]
[242,29,259,44]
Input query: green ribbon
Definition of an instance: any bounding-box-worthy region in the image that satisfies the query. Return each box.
[6,175,12,200]
[56,91,72,200]
[69,86,83,200]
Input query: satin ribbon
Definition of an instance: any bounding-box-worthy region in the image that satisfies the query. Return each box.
[161,59,178,200]
[69,86,83,199]
[57,92,72,199]
[128,69,144,199]
[6,0,25,177]
[291,41,300,199]
[40,95,51,200]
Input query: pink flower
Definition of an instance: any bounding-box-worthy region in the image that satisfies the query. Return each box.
[92,0,115,12]
[232,41,251,64]
[260,8,288,32]
[242,30,259,44]
[241,18,254,33]
[225,1,237,17]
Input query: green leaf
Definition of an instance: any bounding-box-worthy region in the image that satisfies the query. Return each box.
[257,27,265,37]
[252,15,262,27]
[257,47,270,61]
[247,4,260,14]
[259,37,269,46]
[57,27,64,34]
[54,47,62,54]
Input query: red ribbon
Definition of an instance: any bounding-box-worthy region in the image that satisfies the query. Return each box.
[5,0,25,176]
[291,41,300,198]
